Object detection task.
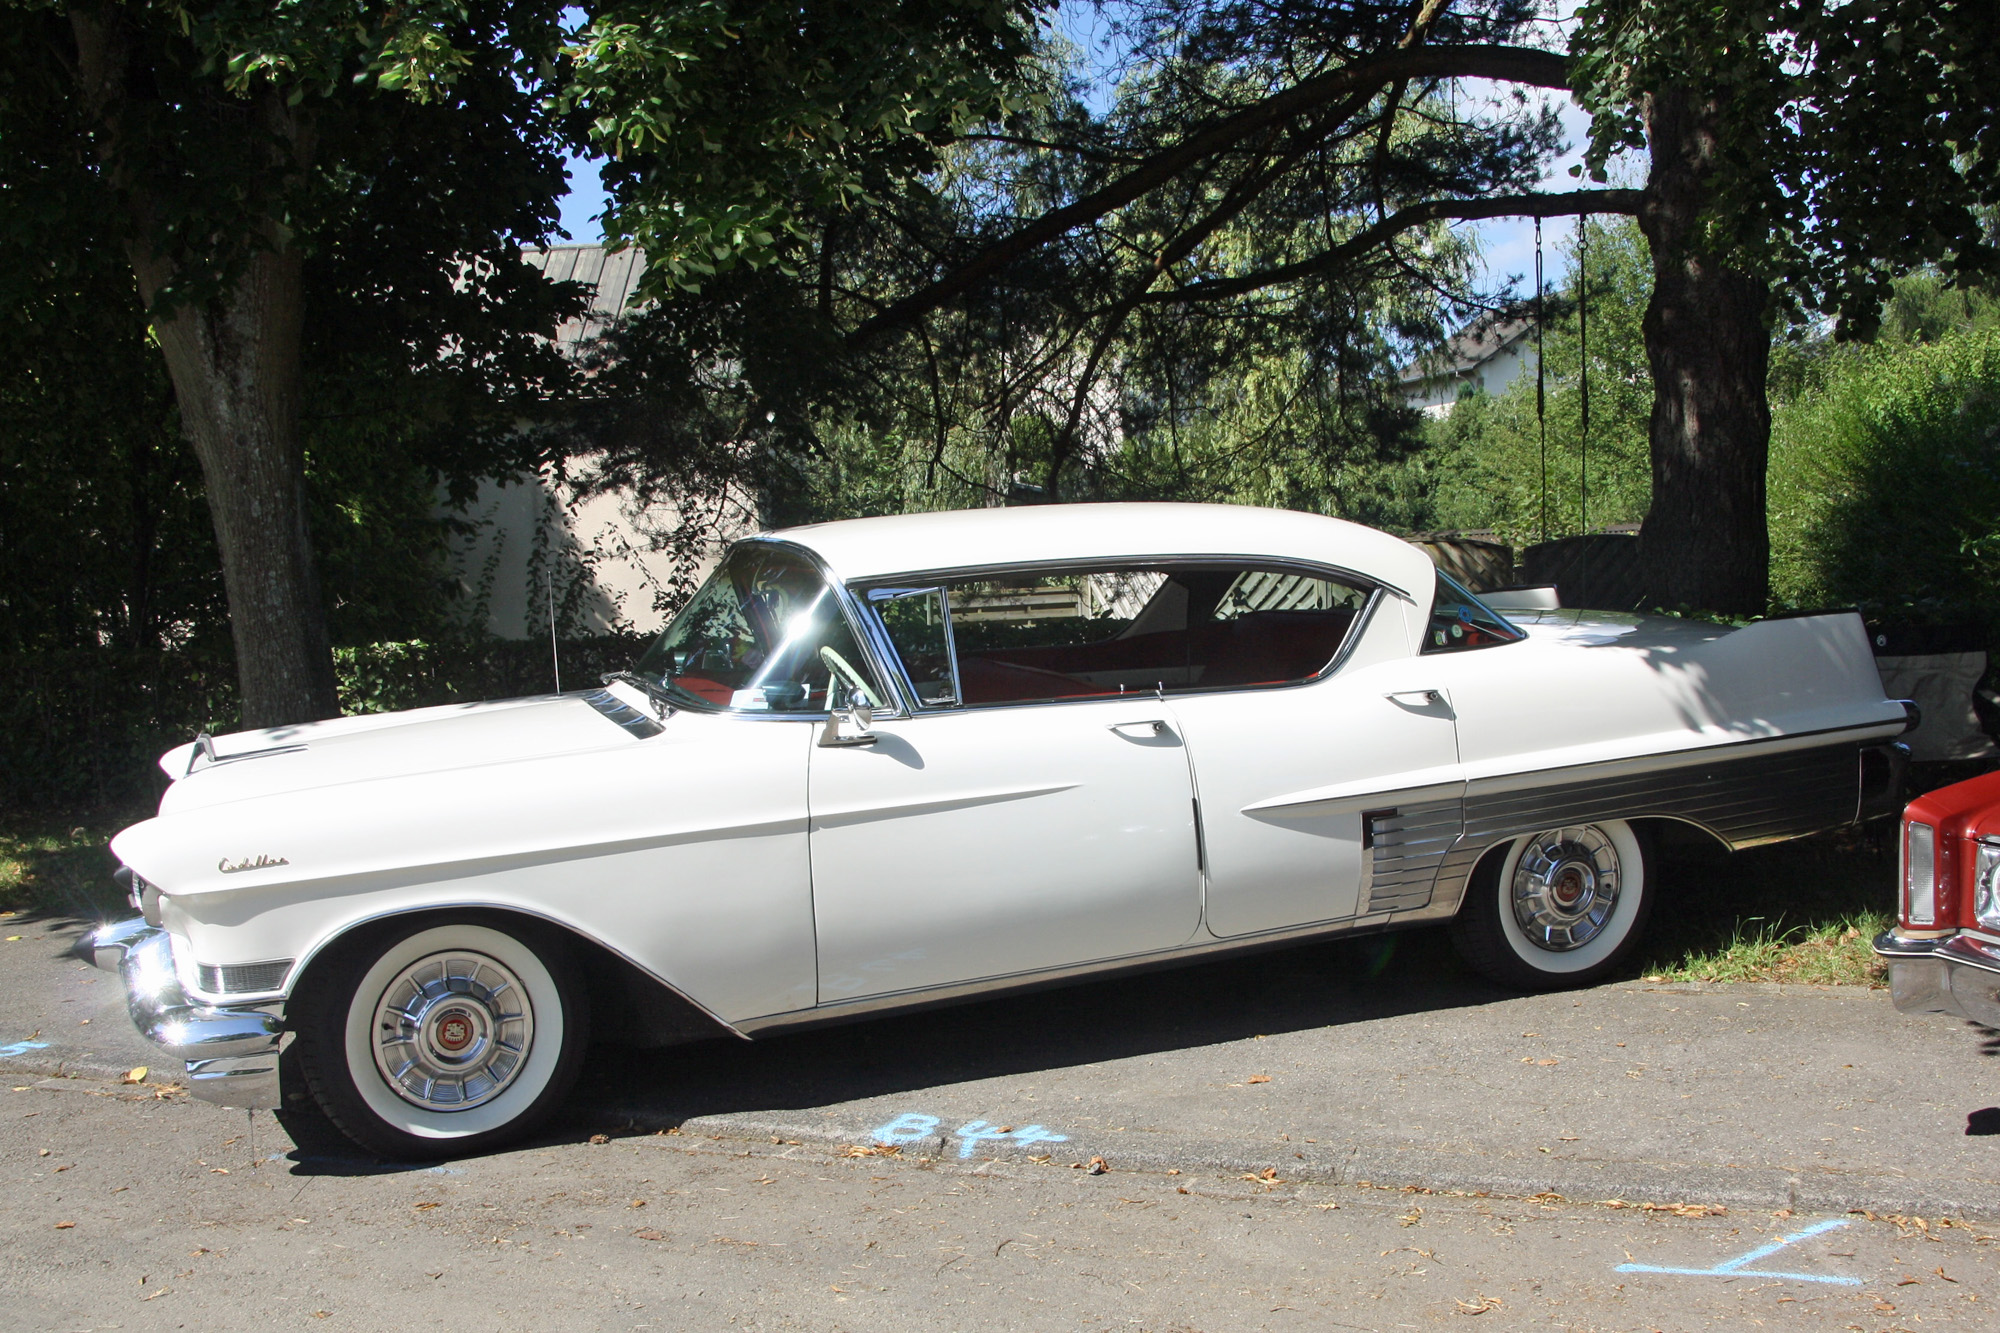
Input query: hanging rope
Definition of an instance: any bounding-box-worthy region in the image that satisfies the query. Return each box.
[1577,215,1590,541]
[1534,216,1548,545]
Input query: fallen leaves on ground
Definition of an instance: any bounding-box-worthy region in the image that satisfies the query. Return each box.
[53,1220,74,1229]
[121,1066,147,1084]
[1455,1295,1503,1315]
[1245,1075,1271,1084]
[633,1229,665,1242]
[1600,1199,1725,1217]
[587,1133,610,1145]
[840,1144,900,1158]
[1086,1156,1108,1175]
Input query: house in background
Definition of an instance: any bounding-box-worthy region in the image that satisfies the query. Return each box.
[444,244,753,639]
[1399,312,1536,416]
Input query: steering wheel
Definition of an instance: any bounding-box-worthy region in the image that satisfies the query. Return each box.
[819,646,881,708]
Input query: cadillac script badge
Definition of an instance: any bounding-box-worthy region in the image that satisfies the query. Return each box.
[218,854,290,874]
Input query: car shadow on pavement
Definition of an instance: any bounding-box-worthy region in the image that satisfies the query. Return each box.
[273,928,1512,1171]
[562,925,1511,1134]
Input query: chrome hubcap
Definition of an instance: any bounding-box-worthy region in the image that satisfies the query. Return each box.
[1511,825,1621,952]
[371,950,534,1111]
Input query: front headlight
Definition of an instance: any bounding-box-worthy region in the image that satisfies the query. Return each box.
[1976,839,2000,932]
[113,865,163,927]
[1904,821,1937,926]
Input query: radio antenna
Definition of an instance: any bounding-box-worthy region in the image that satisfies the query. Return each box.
[547,565,562,693]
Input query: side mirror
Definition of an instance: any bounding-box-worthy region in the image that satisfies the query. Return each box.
[818,687,878,748]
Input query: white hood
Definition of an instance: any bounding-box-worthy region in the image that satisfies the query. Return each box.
[153,692,643,816]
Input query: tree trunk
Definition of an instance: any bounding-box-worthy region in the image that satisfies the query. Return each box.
[68,7,340,728]
[135,247,342,729]
[1636,86,1771,617]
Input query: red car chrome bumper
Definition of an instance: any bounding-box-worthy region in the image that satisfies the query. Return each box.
[1876,928,2000,1028]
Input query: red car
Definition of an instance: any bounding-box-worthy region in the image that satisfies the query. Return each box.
[1877,769,2000,1027]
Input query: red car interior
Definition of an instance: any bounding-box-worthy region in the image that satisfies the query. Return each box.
[957,607,1356,704]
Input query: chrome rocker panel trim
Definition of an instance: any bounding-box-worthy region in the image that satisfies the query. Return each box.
[1875,928,2000,1029]
[89,918,285,1110]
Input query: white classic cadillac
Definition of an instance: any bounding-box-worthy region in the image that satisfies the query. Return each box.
[94,504,1912,1157]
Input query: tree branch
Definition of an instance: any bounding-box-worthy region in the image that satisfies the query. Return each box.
[1136,188,1643,306]
[846,43,1571,346]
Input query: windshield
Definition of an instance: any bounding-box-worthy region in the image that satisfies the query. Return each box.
[632,544,884,712]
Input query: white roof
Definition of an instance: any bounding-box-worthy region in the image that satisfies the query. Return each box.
[769,503,1435,596]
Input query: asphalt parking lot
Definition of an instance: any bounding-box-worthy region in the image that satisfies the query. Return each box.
[4,910,1998,1330]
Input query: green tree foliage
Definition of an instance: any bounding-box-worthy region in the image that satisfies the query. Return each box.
[1424,218,1653,546]
[0,0,1046,728]
[1769,325,2000,623]
[566,0,1044,294]
[1571,0,1999,337]
[718,1,1626,527]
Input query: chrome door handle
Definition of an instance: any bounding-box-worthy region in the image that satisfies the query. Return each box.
[1385,689,1443,706]
[1109,719,1169,736]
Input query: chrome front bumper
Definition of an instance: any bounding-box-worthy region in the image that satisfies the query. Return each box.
[1875,928,2000,1029]
[89,918,286,1110]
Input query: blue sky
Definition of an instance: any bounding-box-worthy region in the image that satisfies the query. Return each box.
[554,2,1624,296]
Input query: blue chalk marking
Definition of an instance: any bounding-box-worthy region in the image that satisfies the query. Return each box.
[868,1111,1072,1158]
[871,1112,941,1145]
[1616,1217,1862,1286]
[953,1119,1069,1160]
[0,1040,51,1059]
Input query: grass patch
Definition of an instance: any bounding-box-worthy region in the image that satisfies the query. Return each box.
[1635,823,1898,988]
[0,811,137,920]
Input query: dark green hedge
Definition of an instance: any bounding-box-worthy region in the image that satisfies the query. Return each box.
[1,634,652,815]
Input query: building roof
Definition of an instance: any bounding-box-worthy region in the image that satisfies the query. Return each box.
[1398,311,1534,387]
[769,502,1437,597]
[521,244,647,350]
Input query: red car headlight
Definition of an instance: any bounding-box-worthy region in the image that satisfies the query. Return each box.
[1976,839,2000,932]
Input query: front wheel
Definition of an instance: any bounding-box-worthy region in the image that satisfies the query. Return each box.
[292,919,589,1160]
[1448,820,1654,990]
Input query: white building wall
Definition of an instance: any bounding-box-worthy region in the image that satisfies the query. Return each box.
[444,473,755,639]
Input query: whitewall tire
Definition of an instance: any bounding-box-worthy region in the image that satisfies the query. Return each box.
[294,918,589,1160]
[1448,820,1654,990]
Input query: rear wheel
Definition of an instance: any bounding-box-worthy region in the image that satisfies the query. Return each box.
[1448,820,1654,990]
[293,919,588,1160]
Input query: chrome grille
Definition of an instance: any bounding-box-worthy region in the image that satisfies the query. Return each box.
[197,960,293,995]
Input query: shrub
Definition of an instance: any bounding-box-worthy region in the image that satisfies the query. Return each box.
[1769,329,2000,624]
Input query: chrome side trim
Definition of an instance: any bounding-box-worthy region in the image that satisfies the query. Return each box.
[734,909,1413,1036]
[1363,800,1463,914]
[1422,738,1868,918]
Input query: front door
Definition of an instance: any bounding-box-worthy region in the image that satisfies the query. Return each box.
[1172,611,1464,938]
[809,699,1202,1003]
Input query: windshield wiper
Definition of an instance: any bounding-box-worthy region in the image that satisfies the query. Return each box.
[601,670,681,719]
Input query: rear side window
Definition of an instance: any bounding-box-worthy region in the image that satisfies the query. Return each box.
[865,565,1370,708]
[1423,569,1525,653]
